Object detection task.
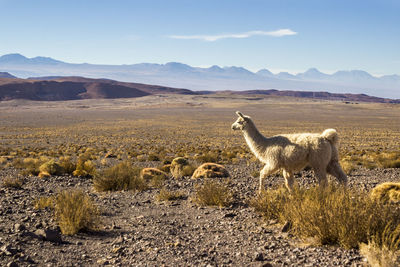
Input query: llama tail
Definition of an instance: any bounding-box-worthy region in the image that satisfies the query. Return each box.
[321,128,339,145]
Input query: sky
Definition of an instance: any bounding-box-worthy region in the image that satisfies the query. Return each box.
[0,0,399,75]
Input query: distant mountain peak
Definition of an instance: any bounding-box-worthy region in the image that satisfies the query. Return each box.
[0,53,29,63]
[0,53,63,65]
[0,72,17,78]
[257,69,273,76]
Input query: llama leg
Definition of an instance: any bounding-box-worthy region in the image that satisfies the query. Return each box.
[327,161,348,186]
[283,170,294,192]
[314,168,328,188]
[259,164,277,193]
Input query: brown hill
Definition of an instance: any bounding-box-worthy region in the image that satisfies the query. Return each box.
[0,76,196,101]
[211,89,400,104]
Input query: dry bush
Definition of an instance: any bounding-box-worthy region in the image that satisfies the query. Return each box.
[191,163,230,179]
[93,161,146,192]
[34,196,55,210]
[195,152,219,163]
[13,157,47,176]
[170,157,196,179]
[38,159,63,177]
[54,190,100,235]
[58,156,76,174]
[1,176,23,189]
[193,180,233,207]
[155,187,185,202]
[73,153,96,178]
[360,223,400,267]
[249,187,289,221]
[34,190,100,235]
[371,182,400,204]
[251,183,400,249]
[140,168,168,188]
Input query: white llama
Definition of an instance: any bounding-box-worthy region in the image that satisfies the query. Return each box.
[231,111,347,192]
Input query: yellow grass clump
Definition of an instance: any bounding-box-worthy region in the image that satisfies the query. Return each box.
[34,190,100,235]
[93,161,146,192]
[191,163,230,179]
[170,157,196,179]
[155,187,185,202]
[140,167,169,188]
[193,180,233,207]
[1,176,23,189]
[250,183,400,249]
[370,182,400,204]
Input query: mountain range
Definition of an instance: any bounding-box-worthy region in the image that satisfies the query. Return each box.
[0,75,399,103]
[0,53,399,98]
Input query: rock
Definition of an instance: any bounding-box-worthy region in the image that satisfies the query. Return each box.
[1,244,18,256]
[7,261,19,267]
[191,163,230,179]
[281,221,292,232]
[34,229,62,243]
[254,252,264,261]
[14,223,25,232]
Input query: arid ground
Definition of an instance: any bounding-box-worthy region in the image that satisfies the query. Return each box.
[1,94,400,266]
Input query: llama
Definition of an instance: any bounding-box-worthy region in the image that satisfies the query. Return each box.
[231,111,347,192]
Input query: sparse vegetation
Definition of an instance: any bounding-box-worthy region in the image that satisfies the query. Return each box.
[34,190,100,235]
[191,163,230,179]
[251,183,400,250]
[93,161,146,192]
[55,190,100,235]
[155,187,185,202]
[170,157,196,179]
[193,180,233,207]
[370,182,400,204]
[1,176,23,189]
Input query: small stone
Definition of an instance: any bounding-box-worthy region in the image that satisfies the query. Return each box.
[7,261,19,267]
[14,223,25,232]
[35,229,62,243]
[281,221,292,232]
[254,252,264,261]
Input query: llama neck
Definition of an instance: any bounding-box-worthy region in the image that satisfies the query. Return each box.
[242,120,269,158]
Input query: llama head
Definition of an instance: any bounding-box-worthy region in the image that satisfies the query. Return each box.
[231,111,251,131]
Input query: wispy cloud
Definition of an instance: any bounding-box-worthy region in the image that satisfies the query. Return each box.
[169,29,297,41]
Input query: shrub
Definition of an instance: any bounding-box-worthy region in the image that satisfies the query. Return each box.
[191,163,230,179]
[1,176,23,189]
[34,196,55,210]
[193,180,233,207]
[93,161,146,192]
[73,154,96,178]
[58,156,76,174]
[371,182,400,204]
[38,159,63,177]
[195,152,219,163]
[251,183,400,249]
[170,157,195,179]
[54,190,100,235]
[13,157,46,176]
[155,187,185,202]
[360,223,400,267]
[140,168,168,188]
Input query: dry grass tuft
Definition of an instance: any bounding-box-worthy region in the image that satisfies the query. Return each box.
[170,157,196,179]
[34,190,100,235]
[360,222,400,267]
[58,156,76,174]
[73,153,97,178]
[54,190,100,235]
[140,168,168,188]
[371,182,400,204]
[155,187,185,202]
[193,180,233,207]
[34,196,55,210]
[250,183,400,249]
[39,159,63,177]
[93,161,146,192]
[191,163,230,179]
[1,176,23,189]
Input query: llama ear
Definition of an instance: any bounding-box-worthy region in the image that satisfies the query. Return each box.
[236,111,244,118]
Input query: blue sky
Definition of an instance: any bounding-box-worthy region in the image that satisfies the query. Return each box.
[0,0,399,75]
